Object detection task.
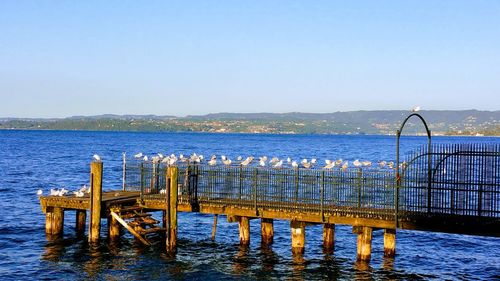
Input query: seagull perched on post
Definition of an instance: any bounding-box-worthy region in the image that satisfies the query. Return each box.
[37,189,43,196]
[93,154,101,162]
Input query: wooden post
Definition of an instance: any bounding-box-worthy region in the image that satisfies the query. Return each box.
[355,226,373,262]
[384,228,396,258]
[291,220,305,255]
[108,208,121,240]
[166,166,178,254]
[52,207,64,236]
[261,218,274,245]
[323,223,335,253]
[238,216,250,246]
[76,210,86,234]
[89,161,103,243]
[45,207,54,235]
[211,214,218,241]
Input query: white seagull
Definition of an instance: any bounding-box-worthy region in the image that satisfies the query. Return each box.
[134,152,143,159]
[37,189,43,196]
[411,106,421,112]
[93,154,101,162]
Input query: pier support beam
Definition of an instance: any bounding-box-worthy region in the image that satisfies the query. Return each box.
[384,229,396,258]
[89,161,103,243]
[238,216,250,246]
[76,210,86,235]
[291,221,305,255]
[108,209,121,240]
[46,207,64,237]
[261,218,274,245]
[323,223,335,253]
[354,226,373,262]
[165,166,178,254]
[211,214,218,241]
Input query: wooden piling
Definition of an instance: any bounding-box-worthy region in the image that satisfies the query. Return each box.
[291,220,305,255]
[323,223,335,253]
[45,207,54,235]
[52,207,64,236]
[108,208,121,240]
[355,226,373,262]
[211,214,218,241]
[238,216,250,246]
[89,161,103,243]
[76,210,86,234]
[384,228,396,258]
[166,166,178,254]
[261,218,274,245]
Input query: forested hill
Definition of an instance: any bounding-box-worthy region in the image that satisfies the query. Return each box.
[1,110,498,136]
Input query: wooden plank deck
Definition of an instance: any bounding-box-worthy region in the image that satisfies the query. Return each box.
[39,191,140,213]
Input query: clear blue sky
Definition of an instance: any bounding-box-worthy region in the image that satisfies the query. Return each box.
[1,1,499,118]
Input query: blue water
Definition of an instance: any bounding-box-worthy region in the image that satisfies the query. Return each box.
[0,130,499,280]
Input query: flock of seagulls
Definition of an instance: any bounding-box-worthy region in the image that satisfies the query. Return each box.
[37,184,90,198]
[130,152,405,171]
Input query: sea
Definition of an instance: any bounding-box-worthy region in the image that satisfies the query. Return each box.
[0,130,498,280]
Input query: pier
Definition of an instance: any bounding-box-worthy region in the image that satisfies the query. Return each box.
[38,115,500,263]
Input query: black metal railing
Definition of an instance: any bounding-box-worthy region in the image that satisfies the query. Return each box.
[401,143,500,218]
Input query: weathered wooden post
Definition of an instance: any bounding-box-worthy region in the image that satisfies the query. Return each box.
[291,220,306,255]
[76,210,86,235]
[354,226,373,262]
[261,218,274,245]
[108,207,121,241]
[211,214,218,241]
[323,223,335,253]
[45,208,54,235]
[384,228,396,258]
[89,161,103,243]
[238,216,251,246]
[166,166,178,254]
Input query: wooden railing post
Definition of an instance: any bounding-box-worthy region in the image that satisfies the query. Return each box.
[166,166,178,254]
[89,161,103,243]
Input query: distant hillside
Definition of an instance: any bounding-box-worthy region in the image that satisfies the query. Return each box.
[1,110,499,136]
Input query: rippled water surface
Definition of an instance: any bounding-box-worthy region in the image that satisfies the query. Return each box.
[0,130,498,280]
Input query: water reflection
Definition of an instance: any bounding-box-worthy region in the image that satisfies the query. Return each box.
[232,245,250,275]
[353,260,374,280]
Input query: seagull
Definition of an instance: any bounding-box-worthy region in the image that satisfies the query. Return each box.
[143,155,148,162]
[221,155,227,161]
[259,159,266,167]
[50,188,58,196]
[134,152,143,159]
[272,160,283,168]
[323,162,335,170]
[79,184,88,193]
[208,155,217,166]
[157,153,164,159]
[240,156,254,166]
[223,158,232,166]
[161,157,170,164]
[236,156,243,161]
[335,159,343,166]
[387,161,395,169]
[287,157,292,164]
[378,160,387,168]
[411,106,421,112]
[362,161,372,167]
[151,156,160,164]
[325,159,332,165]
[269,157,280,165]
[37,189,43,196]
[291,161,298,169]
[341,161,349,171]
[73,190,84,197]
[59,188,69,196]
[311,158,317,165]
[353,159,362,167]
[168,157,177,166]
[93,154,101,162]
[302,161,312,169]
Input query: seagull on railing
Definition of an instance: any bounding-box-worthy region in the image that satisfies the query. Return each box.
[93,154,101,162]
[143,155,149,162]
[240,156,254,166]
[236,155,243,161]
[335,159,343,166]
[50,188,58,196]
[223,157,232,166]
[362,160,372,167]
[272,160,283,168]
[208,155,217,166]
[151,156,161,164]
[378,160,387,168]
[269,157,280,165]
[353,159,362,167]
[259,159,266,167]
[287,157,292,164]
[341,161,349,171]
[323,162,335,170]
[80,184,89,193]
[291,161,299,169]
[73,190,85,197]
[134,152,143,159]
[37,189,43,196]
